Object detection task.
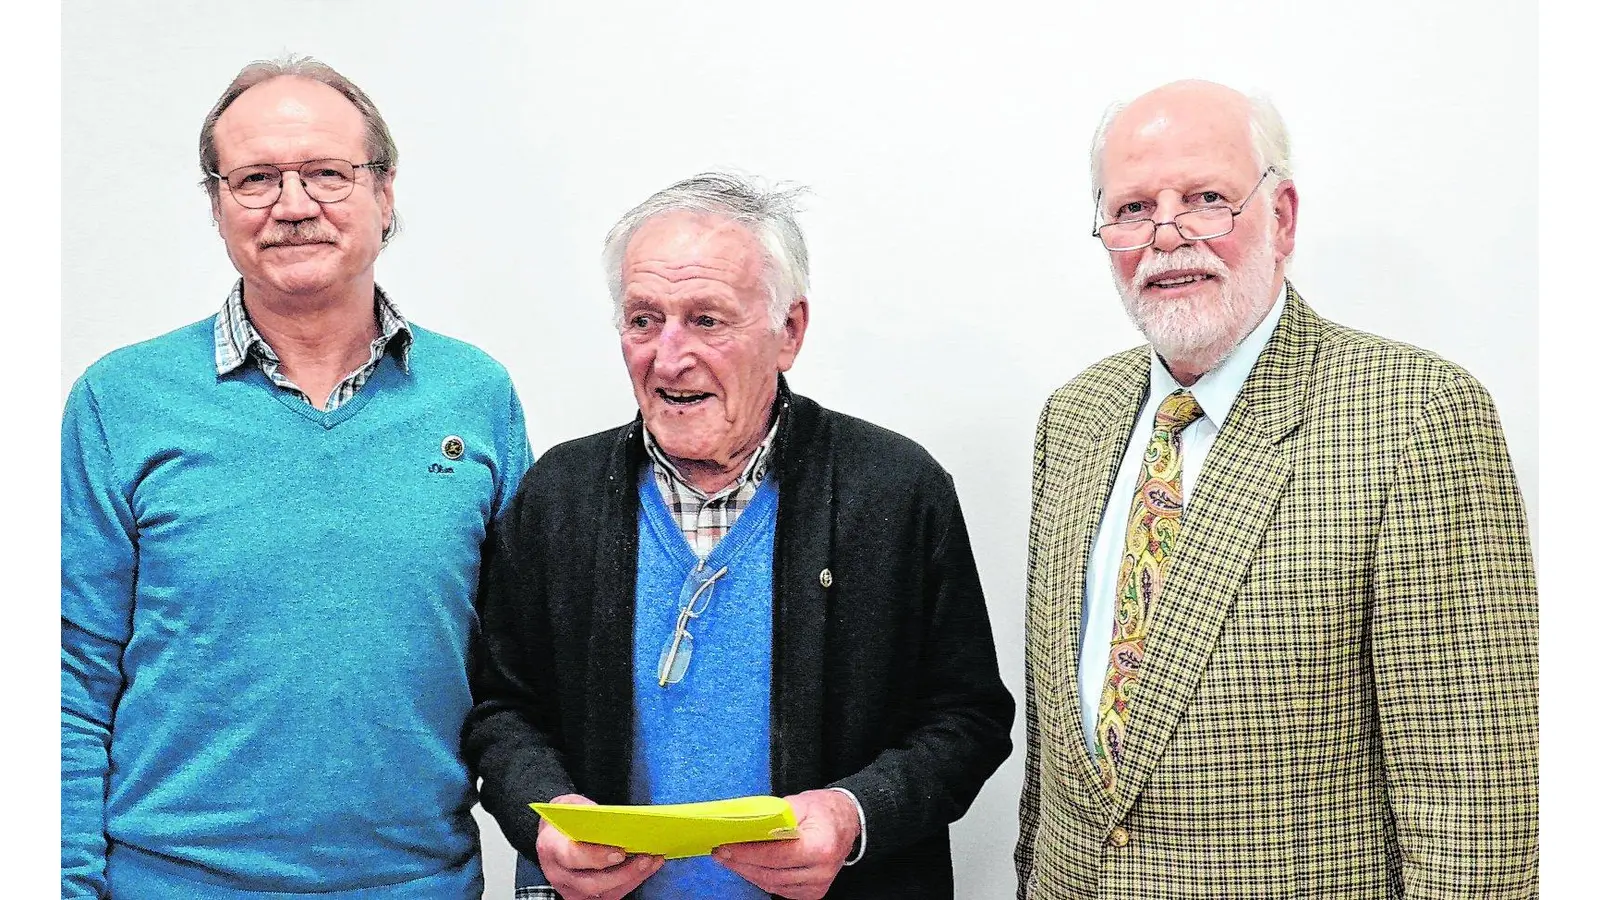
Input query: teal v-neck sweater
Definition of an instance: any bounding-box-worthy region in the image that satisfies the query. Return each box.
[61,316,532,898]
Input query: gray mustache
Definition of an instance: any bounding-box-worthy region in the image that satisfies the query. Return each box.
[1136,247,1226,282]
[259,224,337,248]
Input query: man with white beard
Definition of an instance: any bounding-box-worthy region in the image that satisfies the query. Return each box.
[1013,80,1538,899]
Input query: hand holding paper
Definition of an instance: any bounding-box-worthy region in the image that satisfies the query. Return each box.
[712,789,860,900]
[534,794,664,900]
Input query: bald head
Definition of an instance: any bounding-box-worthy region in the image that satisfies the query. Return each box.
[1115,79,1254,130]
[1090,79,1291,205]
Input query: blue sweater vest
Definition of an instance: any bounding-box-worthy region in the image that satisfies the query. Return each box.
[630,470,777,900]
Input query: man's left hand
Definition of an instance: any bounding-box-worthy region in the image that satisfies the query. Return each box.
[712,788,861,900]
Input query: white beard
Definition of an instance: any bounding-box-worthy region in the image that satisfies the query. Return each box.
[1112,216,1278,375]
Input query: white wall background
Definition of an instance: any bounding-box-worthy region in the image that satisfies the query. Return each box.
[61,2,1536,897]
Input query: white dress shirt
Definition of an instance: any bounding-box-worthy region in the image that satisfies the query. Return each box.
[1077,284,1288,753]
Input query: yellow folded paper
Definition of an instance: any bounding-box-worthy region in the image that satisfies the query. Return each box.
[529,795,800,860]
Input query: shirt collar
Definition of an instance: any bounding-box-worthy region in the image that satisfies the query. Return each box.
[1148,280,1288,423]
[213,279,413,376]
[643,411,782,502]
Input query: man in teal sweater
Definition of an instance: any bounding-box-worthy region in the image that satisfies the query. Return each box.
[60,55,532,898]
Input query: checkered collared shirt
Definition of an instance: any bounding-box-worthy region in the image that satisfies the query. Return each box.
[644,415,780,559]
[212,279,412,411]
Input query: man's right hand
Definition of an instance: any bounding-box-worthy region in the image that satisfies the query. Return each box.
[537,794,665,900]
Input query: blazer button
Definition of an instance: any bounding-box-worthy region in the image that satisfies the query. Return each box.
[819,568,833,588]
[1107,825,1130,848]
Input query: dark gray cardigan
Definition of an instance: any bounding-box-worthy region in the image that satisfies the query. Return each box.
[465,380,1015,898]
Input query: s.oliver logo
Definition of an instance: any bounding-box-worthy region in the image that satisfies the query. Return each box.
[431,435,465,474]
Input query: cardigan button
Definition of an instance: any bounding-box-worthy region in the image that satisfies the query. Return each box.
[819,568,833,588]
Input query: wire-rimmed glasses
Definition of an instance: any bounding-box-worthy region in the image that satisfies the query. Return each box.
[209,158,387,209]
[1092,166,1278,252]
[657,564,730,687]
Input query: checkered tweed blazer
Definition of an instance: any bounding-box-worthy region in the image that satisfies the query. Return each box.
[1015,285,1538,899]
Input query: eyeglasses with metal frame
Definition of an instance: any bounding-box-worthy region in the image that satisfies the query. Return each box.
[209,158,387,210]
[657,564,731,687]
[1092,166,1278,252]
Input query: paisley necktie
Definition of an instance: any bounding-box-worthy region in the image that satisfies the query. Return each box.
[1094,389,1204,794]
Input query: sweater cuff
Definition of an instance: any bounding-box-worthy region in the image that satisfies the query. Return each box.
[826,786,867,865]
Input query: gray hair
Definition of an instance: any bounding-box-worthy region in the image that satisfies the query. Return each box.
[198,53,401,243]
[602,171,810,332]
[1089,87,1292,214]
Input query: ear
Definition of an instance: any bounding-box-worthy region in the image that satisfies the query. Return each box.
[379,166,398,232]
[1271,179,1299,262]
[776,297,810,372]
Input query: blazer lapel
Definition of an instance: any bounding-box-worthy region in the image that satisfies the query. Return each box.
[1107,285,1320,816]
[1035,352,1148,814]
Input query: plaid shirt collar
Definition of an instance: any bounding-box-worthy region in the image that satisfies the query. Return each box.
[213,279,412,377]
[643,411,782,560]
[643,412,780,504]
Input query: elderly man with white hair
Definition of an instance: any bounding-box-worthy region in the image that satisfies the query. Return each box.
[1015,80,1538,898]
[466,172,1014,900]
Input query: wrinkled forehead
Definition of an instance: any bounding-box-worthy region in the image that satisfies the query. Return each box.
[213,76,368,165]
[623,211,767,286]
